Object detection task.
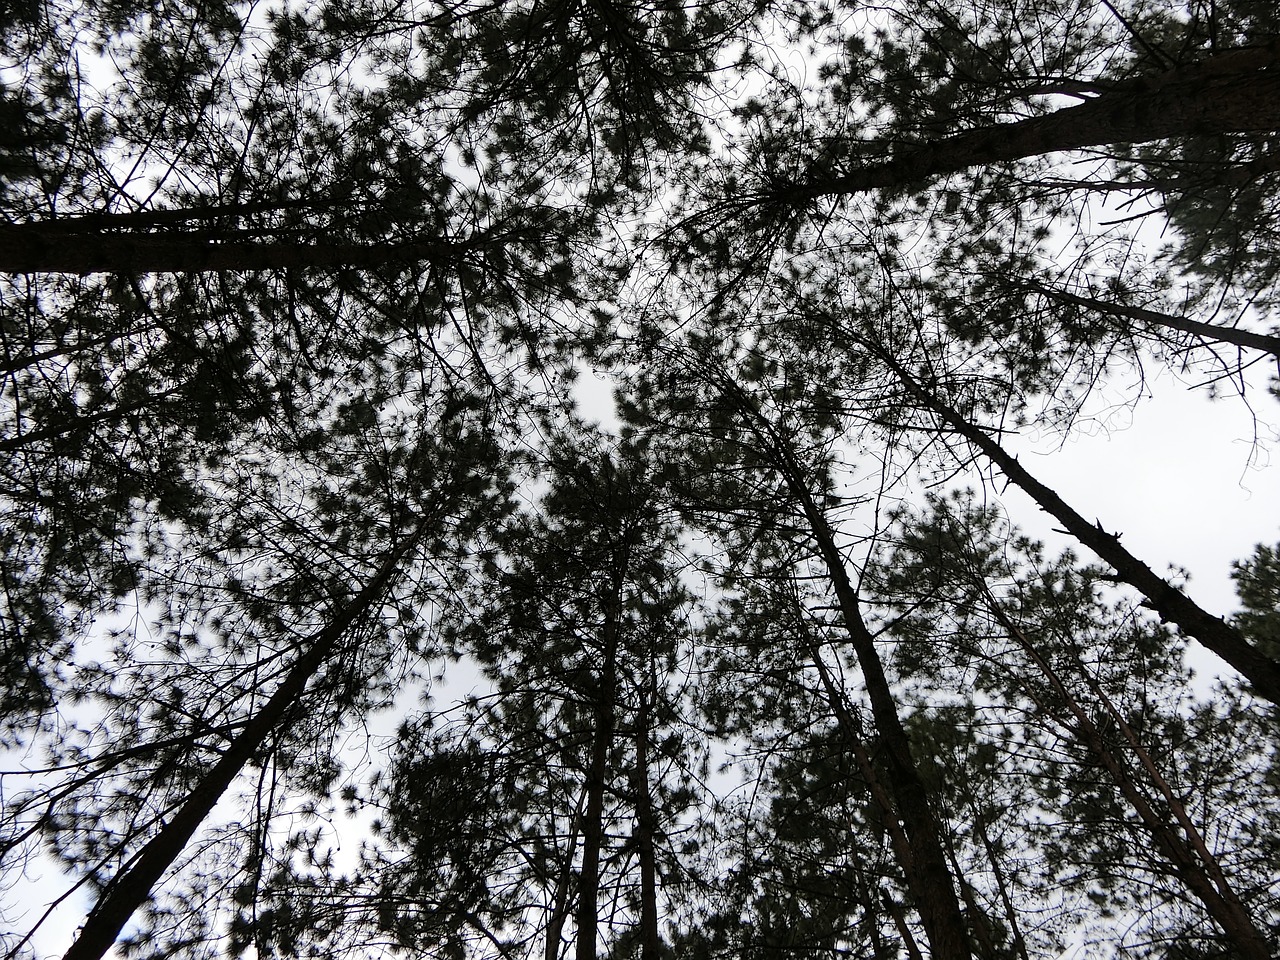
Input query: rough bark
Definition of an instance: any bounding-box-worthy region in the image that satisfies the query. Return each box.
[61,534,421,960]
[775,43,1280,200]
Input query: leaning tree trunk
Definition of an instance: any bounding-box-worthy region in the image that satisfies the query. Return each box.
[792,481,974,960]
[773,43,1280,200]
[869,342,1280,704]
[1021,278,1280,359]
[719,378,975,960]
[543,793,584,960]
[983,587,1274,960]
[61,533,422,960]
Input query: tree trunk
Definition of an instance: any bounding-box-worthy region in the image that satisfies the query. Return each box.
[776,44,1280,200]
[883,892,926,960]
[544,794,585,960]
[0,217,540,275]
[1022,279,1280,358]
[60,534,420,960]
[718,378,974,960]
[0,232,463,275]
[631,680,661,960]
[871,344,1280,704]
[575,541,628,960]
[972,809,1030,960]
[796,488,974,960]
[987,591,1273,960]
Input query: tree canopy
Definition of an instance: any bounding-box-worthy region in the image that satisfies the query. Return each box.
[2,2,1279,959]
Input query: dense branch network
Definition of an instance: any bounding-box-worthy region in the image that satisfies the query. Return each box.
[2,3,1280,960]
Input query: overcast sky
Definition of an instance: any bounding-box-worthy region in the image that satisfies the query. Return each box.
[1006,366,1280,611]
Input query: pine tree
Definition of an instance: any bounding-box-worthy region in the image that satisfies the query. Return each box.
[5,2,1280,959]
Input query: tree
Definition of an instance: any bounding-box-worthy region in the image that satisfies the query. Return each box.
[428,434,702,960]
[223,429,706,960]
[607,334,977,958]
[870,496,1278,958]
[748,43,1280,203]
[1233,542,1280,661]
[3,392,513,960]
[5,2,1280,960]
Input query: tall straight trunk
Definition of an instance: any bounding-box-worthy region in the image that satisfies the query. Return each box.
[0,217,538,275]
[717,378,974,960]
[61,534,421,960]
[631,679,660,960]
[771,44,1280,201]
[0,233,464,275]
[575,542,628,960]
[870,343,1280,703]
